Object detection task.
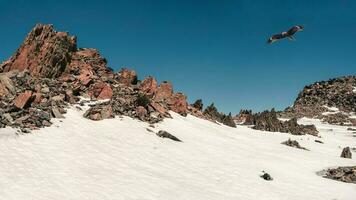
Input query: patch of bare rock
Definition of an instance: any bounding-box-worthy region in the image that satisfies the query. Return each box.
[251,109,318,136]
[281,138,309,150]
[323,166,356,184]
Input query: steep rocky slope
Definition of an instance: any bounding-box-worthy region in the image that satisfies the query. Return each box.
[283,76,356,126]
[0,24,235,131]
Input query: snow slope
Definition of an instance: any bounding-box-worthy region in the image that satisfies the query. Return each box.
[0,105,355,200]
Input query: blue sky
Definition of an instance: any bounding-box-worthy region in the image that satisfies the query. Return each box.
[1,0,355,113]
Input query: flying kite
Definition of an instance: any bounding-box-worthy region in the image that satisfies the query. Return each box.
[267,25,304,44]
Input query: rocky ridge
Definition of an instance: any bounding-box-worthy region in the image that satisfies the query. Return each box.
[283,76,356,126]
[0,24,236,131]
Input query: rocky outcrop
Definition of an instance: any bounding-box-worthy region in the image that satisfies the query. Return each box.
[0,24,193,132]
[117,68,137,86]
[1,24,76,78]
[323,166,356,184]
[203,103,236,128]
[0,70,79,131]
[283,76,356,125]
[252,109,318,136]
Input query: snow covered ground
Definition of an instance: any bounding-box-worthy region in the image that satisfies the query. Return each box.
[0,105,355,200]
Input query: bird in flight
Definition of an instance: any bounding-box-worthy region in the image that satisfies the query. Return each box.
[267,25,304,44]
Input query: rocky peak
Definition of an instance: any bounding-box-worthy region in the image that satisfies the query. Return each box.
[283,76,356,126]
[1,24,77,78]
[0,24,196,131]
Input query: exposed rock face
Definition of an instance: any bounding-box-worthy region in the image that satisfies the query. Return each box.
[168,93,188,116]
[203,103,236,128]
[323,166,356,184]
[0,24,194,131]
[283,76,356,125]
[117,68,137,86]
[281,139,308,150]
[140,76,158,97]
[154,81,173,102]
[252,109,318,136]
[88,82,113,100]
[1,24,76,78]
[341,147,352,159]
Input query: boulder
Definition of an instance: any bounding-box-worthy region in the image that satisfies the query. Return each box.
[168,93,188,116]
[97,84,113,100]
[323,166,356,184]
[281,138,308,150]
[154,81,173,101]
[117,68,137,85]
[0,74,15,94]
[150,102,168,116]
[14,91,34,109]
[340,147,352,159]
[52,107,64,118]
[140,76,158,96]
[156,130,182,142]
[89,82,113,100]
[260,172,273,181]
[136,106,148,120]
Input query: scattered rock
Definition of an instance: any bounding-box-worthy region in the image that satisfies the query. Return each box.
[341,147,352,159]
[314,139,324,144]
[146,128,154,133]
[156,130,182,142]
[13,91,34,109]
[260,172,273,181]
[323,166,356,184]
[136,106,148,120]
[52,107,65,118]
[347,127,356,131]
[281,138,309,150]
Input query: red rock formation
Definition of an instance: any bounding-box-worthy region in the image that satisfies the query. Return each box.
[117,68,137,86]
[140,76,158,96]
[14,91,34,109]
[168,93,188,116]
[89,82,113,100]
[154,81,173,101]
[1,24,76,78]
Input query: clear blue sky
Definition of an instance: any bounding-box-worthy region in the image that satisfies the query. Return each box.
[1,0,355,113]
